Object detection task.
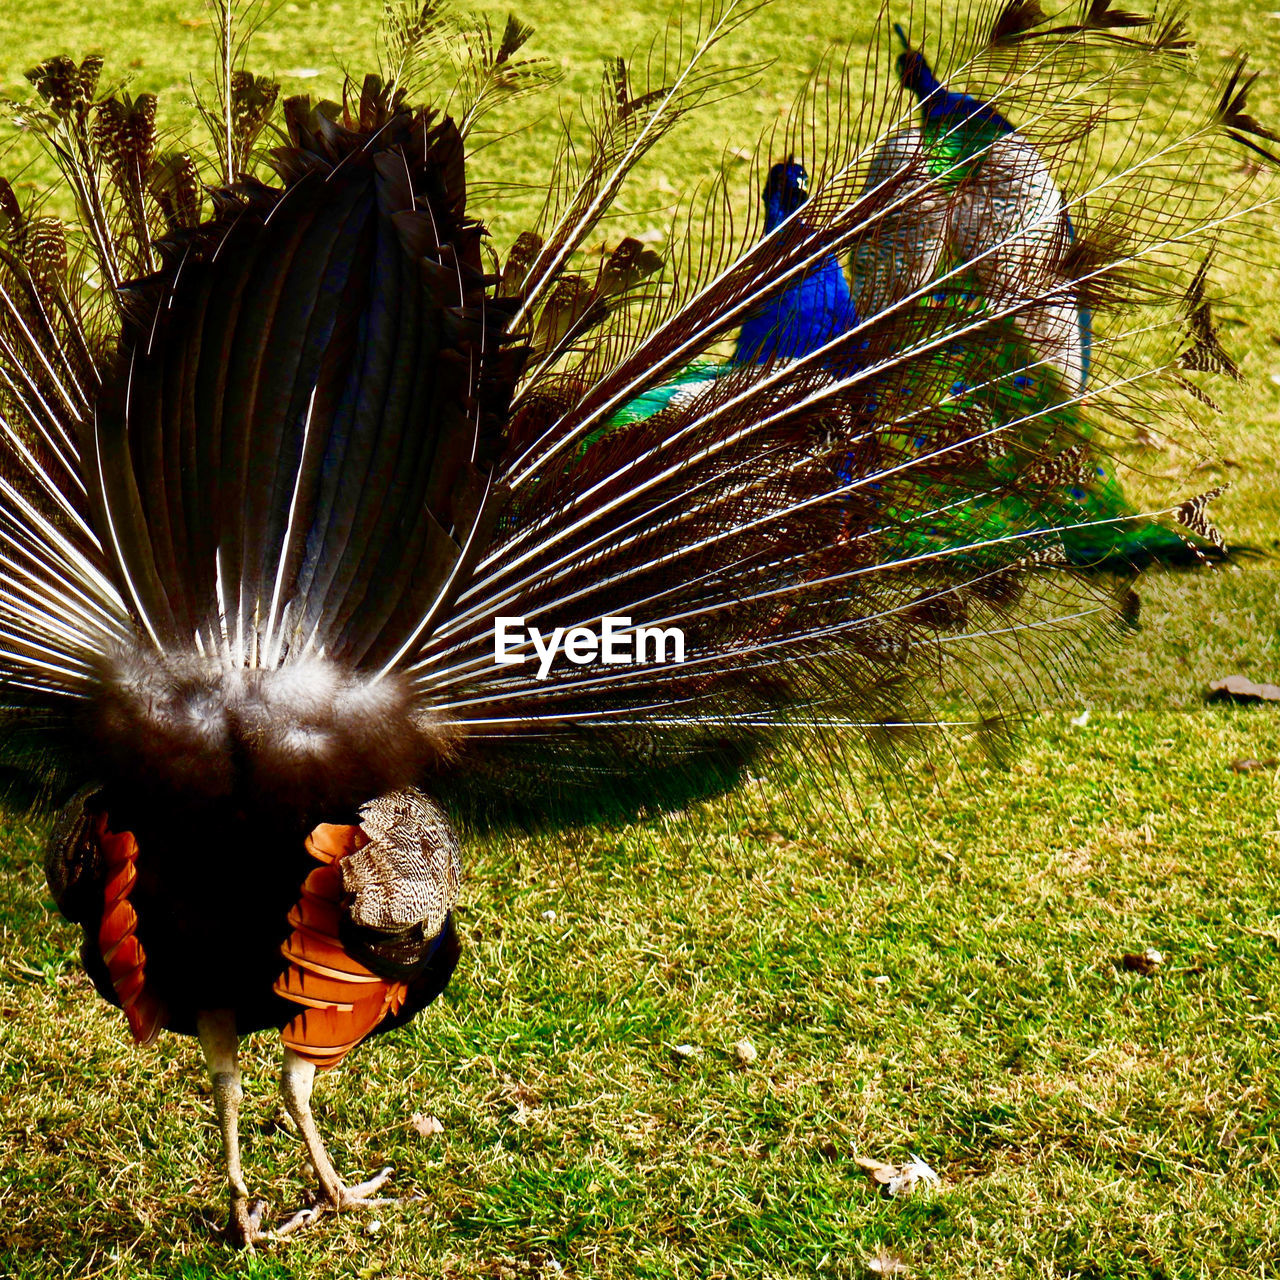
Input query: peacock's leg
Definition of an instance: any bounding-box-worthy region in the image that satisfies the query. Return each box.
[269,802,457,1234]
[196,1009,267,1248]
[275,1048,397,1234]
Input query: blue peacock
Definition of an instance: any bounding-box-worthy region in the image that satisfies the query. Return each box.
[596,157,857,437]
[609,26,1233,570]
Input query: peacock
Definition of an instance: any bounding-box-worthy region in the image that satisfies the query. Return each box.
[614,45,1235,570]
[597,157,855,433]
[850,20,1240,568]
[734,159,858,363]
[0,0,1272,1247]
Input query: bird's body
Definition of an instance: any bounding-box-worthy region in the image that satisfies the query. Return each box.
[850,28,1232,568]
[0,0,1271,1247]
[734,161,858,364]
[105,806,311,1035]
[605,161,855,434]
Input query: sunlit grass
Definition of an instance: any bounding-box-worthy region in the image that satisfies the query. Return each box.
[0,1,1278,1276]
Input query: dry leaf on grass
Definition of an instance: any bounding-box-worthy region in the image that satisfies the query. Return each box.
[411,1112,444,1137]
[1122,948,1165,976]
[734,1037,758,1065]
[855,1153,940,1197]
[866,1247,910,1275]
[1232,757,1279,772]
[1207,675,1280,703]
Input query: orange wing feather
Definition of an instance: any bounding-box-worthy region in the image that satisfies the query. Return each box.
[95,817,167,1046]
[274,824,408,1070]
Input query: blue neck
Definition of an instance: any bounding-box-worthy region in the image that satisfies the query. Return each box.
[896,34,1017,134]
[734,159,858,365]
[917,84,1017,134]
[763,192,794,232]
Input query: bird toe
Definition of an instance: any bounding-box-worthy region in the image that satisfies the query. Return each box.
[226,1196,270,1249]
[335,1165,396,1206]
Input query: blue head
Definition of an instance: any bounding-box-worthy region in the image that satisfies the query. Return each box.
[762,159,809,230]
[894,24,942,99]
[893,22,1016,134]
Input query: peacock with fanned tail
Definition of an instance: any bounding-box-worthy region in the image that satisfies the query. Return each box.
[614,22,1243,569]
[0,0,1272,1247]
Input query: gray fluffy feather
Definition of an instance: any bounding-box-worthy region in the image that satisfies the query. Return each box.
[86,648,459,813]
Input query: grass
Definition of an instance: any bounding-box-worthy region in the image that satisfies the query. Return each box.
[1,0,1280,1276]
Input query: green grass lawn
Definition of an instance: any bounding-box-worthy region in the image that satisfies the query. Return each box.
[1,0,1279,1276]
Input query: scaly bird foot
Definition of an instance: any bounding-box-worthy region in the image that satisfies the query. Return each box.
[272,1167,419,1238]
[227,1195,270,1249]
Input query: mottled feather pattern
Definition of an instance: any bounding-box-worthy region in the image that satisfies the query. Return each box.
[1180,256,1242,381]
[344,789,461,934]
[1174,484,1230,555]
[25,53,99,119]
[147,153,203,233]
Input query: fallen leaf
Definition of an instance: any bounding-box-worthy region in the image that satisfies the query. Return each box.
[1207,675,1280,703]
[673,1042,700,1059]
[855,1153,940,1197]
[1070,708,1090,727]
[411,1112,444,1137]
[734,1037,758,1065]
[867,1247,910,1275]
[1122,947,1164,975]
[1232,757,1278,773]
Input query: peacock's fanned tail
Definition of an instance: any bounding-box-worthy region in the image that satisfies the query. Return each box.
[0,0,1270,816]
